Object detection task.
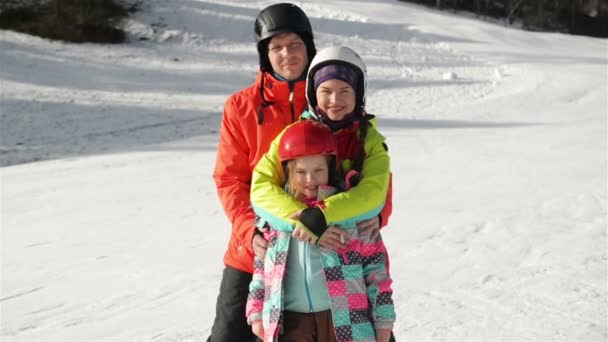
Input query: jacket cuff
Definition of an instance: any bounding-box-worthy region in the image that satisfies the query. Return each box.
[247,314,262,325]
[299,207,327,237]
[373,320,394,331]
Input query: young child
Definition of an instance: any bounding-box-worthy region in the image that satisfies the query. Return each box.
[246,120,395,342]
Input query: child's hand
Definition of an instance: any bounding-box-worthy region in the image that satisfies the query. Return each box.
[292,223,318,244]
[317,226,347,251]
[291,211,319,244]
[375,329,391,342]
[252,320,264,339]
[289,209,304,219]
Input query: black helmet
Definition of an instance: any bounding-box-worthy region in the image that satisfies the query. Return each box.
[254,3,316,73]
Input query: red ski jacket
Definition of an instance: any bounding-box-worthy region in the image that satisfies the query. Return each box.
[213,71,307,273]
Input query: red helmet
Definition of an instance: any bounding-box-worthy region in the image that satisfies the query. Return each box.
[279,120,337,162]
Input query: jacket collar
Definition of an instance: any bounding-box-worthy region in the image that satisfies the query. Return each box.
[256,71,306,105]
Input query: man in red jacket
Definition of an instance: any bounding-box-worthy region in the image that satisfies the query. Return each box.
[209,3,316,342]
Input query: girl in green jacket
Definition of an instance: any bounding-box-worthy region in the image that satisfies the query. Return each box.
[251,45,392,244]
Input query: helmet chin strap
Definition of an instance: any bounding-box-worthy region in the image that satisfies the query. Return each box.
[256,73,275,125]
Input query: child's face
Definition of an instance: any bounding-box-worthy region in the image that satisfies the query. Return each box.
[315,78,356,121]
[291,154,329,199]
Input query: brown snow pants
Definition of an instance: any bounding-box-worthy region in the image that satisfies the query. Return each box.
[279,310,397,342]
[279,310,337,342]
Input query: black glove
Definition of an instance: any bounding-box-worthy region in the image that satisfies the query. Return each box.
[298,207,328,237]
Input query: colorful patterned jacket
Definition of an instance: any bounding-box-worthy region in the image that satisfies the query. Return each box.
[246,186,395,342]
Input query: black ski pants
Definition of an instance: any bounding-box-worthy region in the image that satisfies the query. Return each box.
[207,266,260,342]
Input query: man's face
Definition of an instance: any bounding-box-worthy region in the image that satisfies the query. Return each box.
[267,33,308,81]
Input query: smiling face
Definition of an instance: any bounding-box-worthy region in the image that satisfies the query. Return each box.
[315,79,356,121]
[267,32,308,81]
[287,154,329,200]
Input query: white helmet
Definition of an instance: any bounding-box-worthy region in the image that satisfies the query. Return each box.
[306,46,367,116]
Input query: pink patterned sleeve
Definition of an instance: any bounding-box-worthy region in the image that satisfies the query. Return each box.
[245,256,265,324]
[360,233,396,330]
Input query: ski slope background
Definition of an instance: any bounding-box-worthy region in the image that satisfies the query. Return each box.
[1,0,606,340]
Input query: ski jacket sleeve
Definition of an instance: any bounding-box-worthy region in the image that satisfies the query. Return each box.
[213,96,257,256]
[246,256,265,324]
[321,127,390,227]
[361,234,396,331]
[362,115,392,229]
[379,173,393,228]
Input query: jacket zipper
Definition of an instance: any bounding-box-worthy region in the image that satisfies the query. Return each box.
[303,243,315,312]
[289,82,295,123]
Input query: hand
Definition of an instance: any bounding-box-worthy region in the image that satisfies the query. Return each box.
[289,209,304,220]
[357,216,380,240]
[375,329,391,342]
[252,320,264,340]
[317,226,347,251]
[252,233,268,259]
[292,224,318,244]
[290,211,316,243]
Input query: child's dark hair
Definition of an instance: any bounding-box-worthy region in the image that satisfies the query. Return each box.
[342,113,370,188]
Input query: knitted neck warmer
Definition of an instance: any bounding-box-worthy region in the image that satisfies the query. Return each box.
[315,106,358,131]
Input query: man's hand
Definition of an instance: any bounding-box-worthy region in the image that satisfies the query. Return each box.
[375,329,391,342]
[317,226,347,251]
[357,216,380,240]
[252,233,268,259]
[252,320,264,340]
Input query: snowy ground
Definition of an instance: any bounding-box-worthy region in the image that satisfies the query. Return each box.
[1,0,606,341]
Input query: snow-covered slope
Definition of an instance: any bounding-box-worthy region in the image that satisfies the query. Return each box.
[1,0,606,340]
